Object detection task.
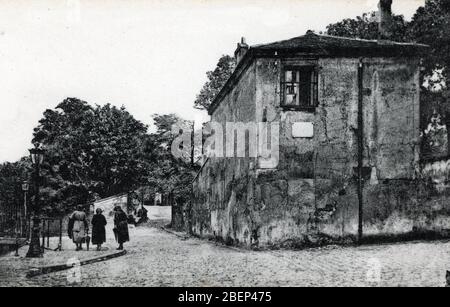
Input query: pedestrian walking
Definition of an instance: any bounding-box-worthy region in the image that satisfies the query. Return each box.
[91,208,107,251]
[113,205,129,250]
[68,205,89,251]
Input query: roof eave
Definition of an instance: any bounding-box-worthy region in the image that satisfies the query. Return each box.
[207,42,430,116]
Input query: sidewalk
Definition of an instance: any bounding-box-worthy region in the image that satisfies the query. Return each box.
[0,208,149,287]
[0,230,121,287]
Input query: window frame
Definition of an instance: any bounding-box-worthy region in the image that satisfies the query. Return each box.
[280,65,319,112]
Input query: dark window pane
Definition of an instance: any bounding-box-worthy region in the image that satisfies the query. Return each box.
[299,69,312,82]
[299,83,310,106]
[282,66,318,109]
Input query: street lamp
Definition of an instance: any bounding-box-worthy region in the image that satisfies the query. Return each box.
[30,148,44,165]
[26,146,45,258]
[22,181,29,240]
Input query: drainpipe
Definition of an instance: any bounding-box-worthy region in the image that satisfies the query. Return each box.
[357,58,365,243]
[314,152,318,211]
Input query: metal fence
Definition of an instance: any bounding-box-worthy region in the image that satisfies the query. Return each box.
[41,217,63,251]
[0,202,28,239]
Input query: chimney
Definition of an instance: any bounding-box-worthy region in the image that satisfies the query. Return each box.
[234,37,249,64]
[378,0,393,40]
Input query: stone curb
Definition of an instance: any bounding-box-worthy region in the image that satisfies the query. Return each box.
[159,227,245,253]
[159,226,190,240]
[26,250,127,278]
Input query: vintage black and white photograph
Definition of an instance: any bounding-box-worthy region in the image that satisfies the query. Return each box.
[1,0,449,291]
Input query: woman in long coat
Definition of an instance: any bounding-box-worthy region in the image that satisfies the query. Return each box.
[91,208,107,251]
[68,205,89,251]
[113,206,129,250]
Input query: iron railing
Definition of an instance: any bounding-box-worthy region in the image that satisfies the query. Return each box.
[0,202,28,239]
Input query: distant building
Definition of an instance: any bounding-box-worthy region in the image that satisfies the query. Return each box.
[94,194,128,219]
[154,193,162,206]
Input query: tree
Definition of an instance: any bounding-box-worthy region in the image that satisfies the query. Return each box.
[144,114,199,203]
[32,98,148,213]
[408,0,450,88]
[325,11,409,42]
[90,103,148,196]
[194,55,236,111]
[2,97,199,216]
[0,159,30,210]
[325,0,450,89]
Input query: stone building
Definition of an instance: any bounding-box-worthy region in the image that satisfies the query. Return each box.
[190,3,450,248]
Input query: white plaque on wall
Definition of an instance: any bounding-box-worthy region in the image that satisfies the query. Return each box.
[292,122,314,138]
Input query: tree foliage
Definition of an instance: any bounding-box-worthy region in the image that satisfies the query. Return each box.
[31,98,148,213]
[409,0,450,86]
[144,114,198,204]
[325,0,449,88]
[194,55,236,111]
[326,11,409,42]
[0,100,200,215]
[0,159,30,211]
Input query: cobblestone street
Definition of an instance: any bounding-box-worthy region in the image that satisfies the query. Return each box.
[1,212,450,287]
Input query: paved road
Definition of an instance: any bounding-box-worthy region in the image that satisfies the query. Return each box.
[2,223,449,287]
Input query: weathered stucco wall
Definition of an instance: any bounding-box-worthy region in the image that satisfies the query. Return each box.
[191,61,259,245]
[192,55,450,249]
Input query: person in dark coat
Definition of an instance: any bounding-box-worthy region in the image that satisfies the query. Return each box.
[127,213,137,226]
[113,205,129,250]
[91,208,107,251]
[136,205,148,225]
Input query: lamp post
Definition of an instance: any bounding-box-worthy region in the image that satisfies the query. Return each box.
[26,147,45,258]
[22,181,29,239]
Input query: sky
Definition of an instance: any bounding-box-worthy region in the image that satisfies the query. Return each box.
[0,0,425,163]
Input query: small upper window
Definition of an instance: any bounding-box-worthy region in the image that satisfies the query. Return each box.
[281,66,318,111]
